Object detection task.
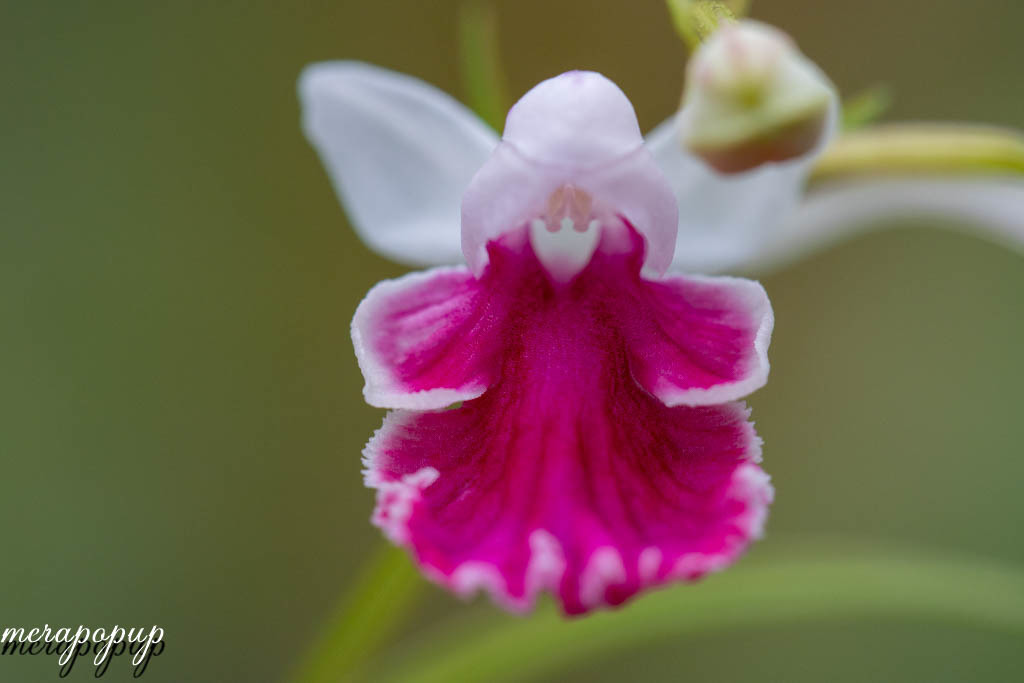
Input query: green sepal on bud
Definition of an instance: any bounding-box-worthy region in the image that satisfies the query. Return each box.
[679,20,834,174]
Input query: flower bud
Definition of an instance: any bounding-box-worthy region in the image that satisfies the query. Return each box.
[679,20,834,174]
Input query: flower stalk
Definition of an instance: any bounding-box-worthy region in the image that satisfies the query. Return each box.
[289,545,423,683]
[812,123,1024,182]
[840,85,893,131]
[666,0,750,50]
[377,540,1024,683]
[457,1,508,132]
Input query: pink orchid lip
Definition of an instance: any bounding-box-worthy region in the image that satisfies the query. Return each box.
[356,222,774,614]
[461,71,679,280]
[502,70,646,167]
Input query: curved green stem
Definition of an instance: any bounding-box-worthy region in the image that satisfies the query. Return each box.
[813,123,1024,181]
[665,0,750,50]
[290,4,509,681]
[377,541,1024,683]
[289,544,423,683]
[457,1,509,132]
[840,84,892,131]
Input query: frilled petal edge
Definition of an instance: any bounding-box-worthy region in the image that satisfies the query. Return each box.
[365,401,771,615]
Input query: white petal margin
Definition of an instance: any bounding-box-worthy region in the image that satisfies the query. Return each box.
[351,266,489,410]
[299,62,498,266]
[646,97,839,275]
[652,275,774,408]
[746,176,1024,273]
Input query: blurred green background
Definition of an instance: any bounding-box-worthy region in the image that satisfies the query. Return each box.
[2,1,1022,681]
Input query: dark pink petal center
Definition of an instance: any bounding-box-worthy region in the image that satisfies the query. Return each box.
[362,225,773,613]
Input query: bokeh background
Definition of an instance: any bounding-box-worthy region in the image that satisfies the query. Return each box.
[2,1,1023,681]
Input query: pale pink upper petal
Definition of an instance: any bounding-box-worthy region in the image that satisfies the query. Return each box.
[502,71,645,167]
[462,72,678,278]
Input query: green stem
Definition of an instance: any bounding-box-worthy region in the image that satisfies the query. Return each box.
[289,544,422,683]
[665,0,750,50]
[291,6,511,681]
[377,541,1024,683]
[840,84,892,131]
[813,123,1024,181]
[457,1,509,132]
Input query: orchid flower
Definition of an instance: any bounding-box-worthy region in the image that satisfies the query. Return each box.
[304,63,780,613]
[335,68,774,615]
[298,20,1022,615]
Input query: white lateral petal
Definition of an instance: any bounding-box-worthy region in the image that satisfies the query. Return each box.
[299,61,498,266]
[746,176,1024,273]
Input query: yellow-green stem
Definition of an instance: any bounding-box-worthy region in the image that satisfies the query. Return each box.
[289,544,422,683]
[457,1,509,132]
[377,541,1024,683]
[840,84,892,131]
[665,0,750,50]
[813,123,1024,181]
